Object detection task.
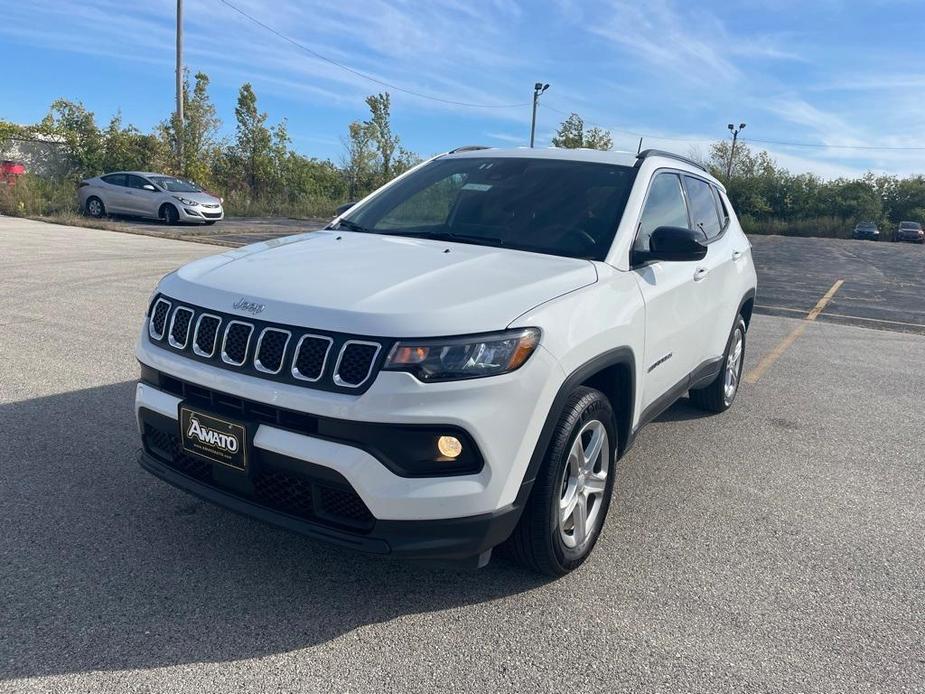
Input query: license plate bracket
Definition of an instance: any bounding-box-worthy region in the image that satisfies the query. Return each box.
[178,404,250,472]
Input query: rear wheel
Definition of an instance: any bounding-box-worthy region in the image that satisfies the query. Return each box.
[690,315,746,413]
[85,196,105,218]
[508,387,616,576]
[161,204,180,225]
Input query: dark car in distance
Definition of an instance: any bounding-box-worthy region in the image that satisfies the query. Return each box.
[894,221,924,243]
[852,221,880,240]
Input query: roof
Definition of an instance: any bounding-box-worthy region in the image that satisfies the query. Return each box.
[444,146,639,167]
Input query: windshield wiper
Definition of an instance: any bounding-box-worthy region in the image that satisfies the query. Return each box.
[332,218,373,233]
[394,230,506,247]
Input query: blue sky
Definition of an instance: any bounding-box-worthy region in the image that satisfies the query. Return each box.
[3,0,925,178]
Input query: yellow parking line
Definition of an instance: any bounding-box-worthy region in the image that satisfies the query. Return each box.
[744,279,844,384]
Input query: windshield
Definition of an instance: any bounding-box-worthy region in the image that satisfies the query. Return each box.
[337,157,636,260]
[899,222,922,230]
[150,176,202,193]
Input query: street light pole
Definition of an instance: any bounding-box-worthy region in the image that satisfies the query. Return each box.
[726,122,746,179]
[530,82,549,148]
[176,0,184,163]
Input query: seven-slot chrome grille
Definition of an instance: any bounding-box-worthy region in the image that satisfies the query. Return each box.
[147,295,390,393]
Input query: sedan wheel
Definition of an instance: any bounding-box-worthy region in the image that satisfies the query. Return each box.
[86,197,104,218]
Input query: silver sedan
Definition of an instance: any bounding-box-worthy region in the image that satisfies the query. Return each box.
[78,171,224,225]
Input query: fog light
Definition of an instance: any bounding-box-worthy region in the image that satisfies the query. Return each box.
[437,435,463,459]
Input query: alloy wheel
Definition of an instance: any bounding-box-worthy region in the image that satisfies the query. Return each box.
[724,326,744,404]
[558,419,610,549]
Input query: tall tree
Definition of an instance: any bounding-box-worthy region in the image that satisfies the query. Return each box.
[364,92,400,183]
[234,83,273,196]
[102,113,160,173]
[159,71,220,181]
[551,113,613,151]
[38,99,103,176]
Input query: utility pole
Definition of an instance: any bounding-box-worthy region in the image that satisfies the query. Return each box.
[726,122,746,179]
[176,0,184,164]
[530,82,549,148]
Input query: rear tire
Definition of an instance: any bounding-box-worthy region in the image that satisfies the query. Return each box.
[690,315,747,413]
[508,387,617,576]
[85,197,105,218]
[161,204,180,226]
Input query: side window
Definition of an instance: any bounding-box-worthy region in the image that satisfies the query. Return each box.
[712,186,730,229]
[126,174,151,190]
[101,173,126,187]
[634,173,688,252]
[684,176,722,239]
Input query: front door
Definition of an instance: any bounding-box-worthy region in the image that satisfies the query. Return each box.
[630,172,710,412]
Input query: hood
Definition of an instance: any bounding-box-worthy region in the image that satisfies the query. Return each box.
[170,191,220,205]
[159,230,598,336]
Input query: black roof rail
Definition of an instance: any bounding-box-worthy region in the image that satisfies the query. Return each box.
[448,145,492,154]
[636,148,708,173]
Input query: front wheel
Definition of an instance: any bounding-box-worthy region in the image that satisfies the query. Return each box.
[690,315,746,413]
[161,204,180,226]
[85,197,105,218]
[508,387,616,576]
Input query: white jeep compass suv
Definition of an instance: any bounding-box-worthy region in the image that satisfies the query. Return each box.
[135,147,757,576]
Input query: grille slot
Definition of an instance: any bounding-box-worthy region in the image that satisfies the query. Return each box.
[168,307,194,349]
[291,334,333,382]
[193,314,222,357]
[254,328,291,374]
[334,341,381,388]
[149,298,172,340]
[221,321,253,366]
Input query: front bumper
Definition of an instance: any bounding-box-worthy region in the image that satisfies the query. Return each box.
[138,418,520,567]
[178,204,224,223]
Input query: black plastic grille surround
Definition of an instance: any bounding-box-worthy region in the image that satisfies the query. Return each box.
[148,295,390,394]
[142,418,374,531]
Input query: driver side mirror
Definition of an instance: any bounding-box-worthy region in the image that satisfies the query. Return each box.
[143,184,157,192]
[634,226,708,264]
[335,201,356,216]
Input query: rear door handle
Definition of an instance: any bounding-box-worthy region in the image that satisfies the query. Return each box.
[693,267,709,282]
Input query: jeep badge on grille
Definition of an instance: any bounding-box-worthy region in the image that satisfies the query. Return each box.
[233,298,265,315]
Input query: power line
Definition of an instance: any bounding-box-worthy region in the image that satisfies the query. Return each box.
[541,103,925,152]
[215,0,531,110]
[741,137,925,152]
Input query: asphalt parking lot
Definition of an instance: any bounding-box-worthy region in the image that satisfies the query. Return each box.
[2,217,924,693]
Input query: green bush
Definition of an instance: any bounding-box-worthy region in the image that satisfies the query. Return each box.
[0,175,79,217]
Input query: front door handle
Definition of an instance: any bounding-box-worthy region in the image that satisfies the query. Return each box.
[732,250,743,260]
[693,267,709,282]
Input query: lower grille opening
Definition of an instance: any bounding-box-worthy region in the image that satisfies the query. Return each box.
[142,421,374,533]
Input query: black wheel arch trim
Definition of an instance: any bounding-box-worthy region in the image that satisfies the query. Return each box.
[514,346,636,507]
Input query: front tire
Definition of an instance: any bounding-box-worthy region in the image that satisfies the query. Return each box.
[161,204,180,226]
[508,387,616,576]
[85,197,105,218]
[690,315,747,413]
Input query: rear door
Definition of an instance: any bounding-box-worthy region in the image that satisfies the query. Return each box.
[631,172,708,411]
[100,173,130,213]
[682,175,734,360]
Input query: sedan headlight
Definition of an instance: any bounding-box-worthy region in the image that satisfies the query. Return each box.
[173,196,198,206]
[384,328,540,382]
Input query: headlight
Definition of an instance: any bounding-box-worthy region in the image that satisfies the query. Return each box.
[384,328,540,382]
[173,196,197,206]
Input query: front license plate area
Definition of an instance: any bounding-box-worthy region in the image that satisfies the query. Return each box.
[179,405,249,472]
